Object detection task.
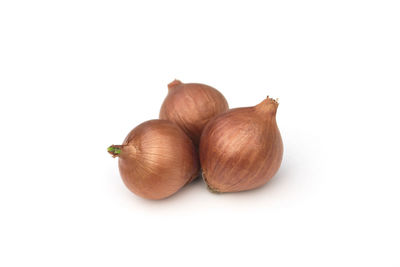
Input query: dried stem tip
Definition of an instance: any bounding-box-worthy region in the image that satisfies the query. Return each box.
[168,79,183,91]
[255,96,279,115]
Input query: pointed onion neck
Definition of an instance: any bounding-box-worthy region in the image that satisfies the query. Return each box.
[107,145,124,158]
[168,79,183,92]
[255,96,279,115]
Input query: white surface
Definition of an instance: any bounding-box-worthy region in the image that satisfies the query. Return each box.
[1,0,399,266]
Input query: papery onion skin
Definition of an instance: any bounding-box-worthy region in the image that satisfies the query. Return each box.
[108,120,199,200]
[159,80,229,146]
[199,97,283,193]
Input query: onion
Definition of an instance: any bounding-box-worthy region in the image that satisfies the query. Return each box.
[159,79,229,145]
[108,120,199,200]
[199,97,283,193]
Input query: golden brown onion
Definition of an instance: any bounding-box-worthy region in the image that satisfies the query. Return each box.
[199,97,283,193]
[159,79,229,146]
[108,120,199,200]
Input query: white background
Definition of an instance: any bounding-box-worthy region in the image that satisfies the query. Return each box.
[1,0,399,266]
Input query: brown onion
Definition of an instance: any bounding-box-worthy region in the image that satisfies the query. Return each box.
[199,97,283,193]
[159,79,229,146]
[108,120,199,200]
